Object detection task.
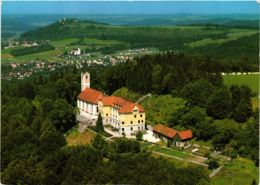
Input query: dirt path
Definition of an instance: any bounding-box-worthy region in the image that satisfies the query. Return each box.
[152,151,208,167]
[135,93,152,104]
[209,165,223,178]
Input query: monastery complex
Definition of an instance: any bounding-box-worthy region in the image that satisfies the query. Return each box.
[77,72,146,135]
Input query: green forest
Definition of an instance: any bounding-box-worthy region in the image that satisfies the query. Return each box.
[2,64,210,185]
[1,50,259,184]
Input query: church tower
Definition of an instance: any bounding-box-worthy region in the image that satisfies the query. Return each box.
[81,72,90,91]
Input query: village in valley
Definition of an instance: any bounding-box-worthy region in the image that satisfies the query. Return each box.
[2,41,159,80]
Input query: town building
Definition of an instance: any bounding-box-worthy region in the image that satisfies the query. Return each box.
[77,72,146,135]
[153,124,192,147]
[70,48,81,55]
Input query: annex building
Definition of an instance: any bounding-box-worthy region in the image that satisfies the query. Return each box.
[77,72,146,135]
[153,124,193,147]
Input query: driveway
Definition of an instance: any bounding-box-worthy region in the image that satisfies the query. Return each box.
[143,130,161,143]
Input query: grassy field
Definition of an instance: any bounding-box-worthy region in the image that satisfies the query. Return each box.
[49,38,79,47]
[150,145,189,159]
[66,128,96,146]
[211,157,259,185]
[2,48,63,63]
[112,87,142,102]
[188,29,257,48]
[151,152,209,171]
[81,38,124,46]
[223,74,259,108]
[190,138,213,148]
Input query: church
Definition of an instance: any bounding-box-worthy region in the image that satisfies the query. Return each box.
[77,72,146,135]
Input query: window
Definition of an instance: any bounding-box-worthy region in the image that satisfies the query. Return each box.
[131,127,133,131]
[138,120,140,123]
[106,119,108,122]
[96,107,99,113]
[122,128,124,131]
[106,113,108,116]
[134,115,136,118]
[140,114,143,117]
[131,121,133,124]
[122,121,124,125]
[141,120,143,123]
[138,126,140,130]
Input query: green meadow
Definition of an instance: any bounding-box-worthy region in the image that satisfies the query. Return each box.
[211,157,259,185]
[49,38,79,48]
[188,29,257,48]
[2,48,63,63]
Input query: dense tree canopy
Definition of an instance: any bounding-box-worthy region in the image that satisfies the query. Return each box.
[206,87,231,119]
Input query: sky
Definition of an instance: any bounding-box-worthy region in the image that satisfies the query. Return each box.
[2,1,259,15]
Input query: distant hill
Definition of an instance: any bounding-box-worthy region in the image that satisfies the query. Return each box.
[20,18,258,64]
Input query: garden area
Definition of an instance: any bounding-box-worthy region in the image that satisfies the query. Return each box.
[66,127,96,146]
[211,157,259,185]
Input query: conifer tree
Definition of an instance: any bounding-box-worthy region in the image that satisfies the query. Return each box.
[96,113,104,132]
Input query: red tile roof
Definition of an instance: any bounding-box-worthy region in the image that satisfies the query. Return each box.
[153,124,193,140]
[101,95,145,114]
[77,88,103,104]
[119,102,145,114]
[178,130,193,140]
[78,88,145,113]
[153,124,177,138]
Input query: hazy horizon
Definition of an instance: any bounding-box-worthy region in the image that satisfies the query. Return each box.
[3,1,259,15]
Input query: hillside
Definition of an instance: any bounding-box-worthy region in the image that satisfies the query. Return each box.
[20,19,258,63]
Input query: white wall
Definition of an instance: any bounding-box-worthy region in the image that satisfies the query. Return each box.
[119,124,145,135]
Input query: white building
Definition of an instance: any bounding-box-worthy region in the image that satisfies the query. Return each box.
[70,48,81,56]
[77,72,146,135]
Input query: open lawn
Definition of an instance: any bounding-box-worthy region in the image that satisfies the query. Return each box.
[82,38,124,46]
[112,87,142,102]
[2,48,63,63]
[49,38,79,48]
[150,145,189,159]
[66,128,96,146]
[140,141,153,150]
[211,157,259,185]
[151,152,209,171]
[190,138,213,148]
[223,74,259,108]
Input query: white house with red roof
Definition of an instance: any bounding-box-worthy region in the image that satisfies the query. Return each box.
[77,72,146,135]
